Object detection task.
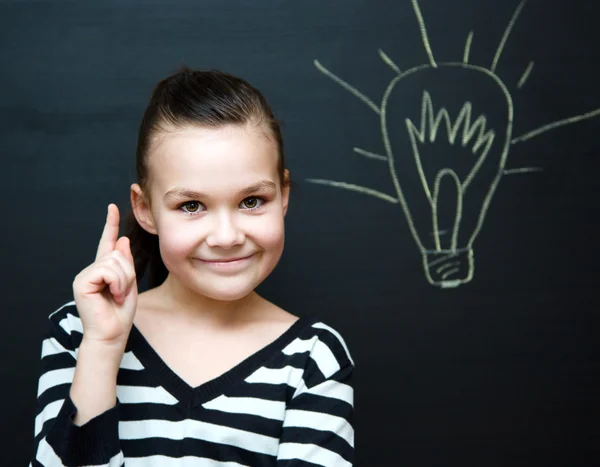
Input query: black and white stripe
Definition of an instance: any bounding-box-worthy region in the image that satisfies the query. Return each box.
[30,302,354,466]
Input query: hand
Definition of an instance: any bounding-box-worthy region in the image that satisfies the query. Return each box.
[73,204,138,345]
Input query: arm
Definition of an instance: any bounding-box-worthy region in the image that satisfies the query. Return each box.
[277,364,354,466]
[30,303,125,467]
[277,323,355,467]
[30,205,137,466]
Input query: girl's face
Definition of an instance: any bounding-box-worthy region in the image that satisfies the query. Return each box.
[135,124,289,302]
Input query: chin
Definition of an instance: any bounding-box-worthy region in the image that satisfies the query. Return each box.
[200,286,256,303]
[165,256,280,302]
[185,275,262,303]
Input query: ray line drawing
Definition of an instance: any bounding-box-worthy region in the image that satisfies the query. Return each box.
[353,147,388,161]
[313,60,381,115]
[306,179,399,204]
[309,0,600,287]
[463,31,474,64]
[379,49,401,74]
[504,167,543,175]
[517,61,535,89]
[511,107,600,143]
[491,0,528,72]
[411,0,437,68]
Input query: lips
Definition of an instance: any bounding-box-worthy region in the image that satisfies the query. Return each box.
[197,254,254,264]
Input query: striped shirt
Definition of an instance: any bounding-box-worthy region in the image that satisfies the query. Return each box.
[30,302,354,467]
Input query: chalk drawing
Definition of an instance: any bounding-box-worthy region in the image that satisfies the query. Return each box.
[309,0,600,288]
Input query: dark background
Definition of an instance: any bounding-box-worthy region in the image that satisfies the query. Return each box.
[2,0,599,465]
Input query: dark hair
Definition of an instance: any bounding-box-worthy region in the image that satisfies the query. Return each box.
[124,66,287,289]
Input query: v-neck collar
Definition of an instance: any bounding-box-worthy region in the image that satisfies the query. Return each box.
[126,316,316,408]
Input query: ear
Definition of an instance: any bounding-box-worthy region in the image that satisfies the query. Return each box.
[281,169,291,217]
[130,183,158,235]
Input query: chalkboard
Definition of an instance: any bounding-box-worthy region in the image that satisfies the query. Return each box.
[3,0,600,465]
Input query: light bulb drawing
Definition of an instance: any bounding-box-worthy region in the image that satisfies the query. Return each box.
[308,0,600,288]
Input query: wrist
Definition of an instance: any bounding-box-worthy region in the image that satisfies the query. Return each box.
[80,335,127,354]
[71,339,124,425]
[77,338,126,375]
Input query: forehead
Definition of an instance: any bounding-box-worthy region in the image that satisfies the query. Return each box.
[148,124,279,193]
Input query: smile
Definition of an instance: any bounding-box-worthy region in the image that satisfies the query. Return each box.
[195,254,255,269]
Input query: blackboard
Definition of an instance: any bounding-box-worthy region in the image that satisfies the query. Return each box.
[3,0,600,465]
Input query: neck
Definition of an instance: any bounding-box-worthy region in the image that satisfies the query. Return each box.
[152,274,263,329]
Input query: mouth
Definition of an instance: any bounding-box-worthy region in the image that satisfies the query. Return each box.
[196,254,255,266]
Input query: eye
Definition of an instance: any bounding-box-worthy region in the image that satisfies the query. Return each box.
[180,201,204,214]
[241,197,264,210]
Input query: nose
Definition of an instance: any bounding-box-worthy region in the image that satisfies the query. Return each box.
[205,210,245,249]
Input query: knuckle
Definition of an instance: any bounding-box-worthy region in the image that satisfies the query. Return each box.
[98,265,115,280]
[99,257,120,272]
[73,268,88,284]
[123,264,134,279]
[110,251,127,267]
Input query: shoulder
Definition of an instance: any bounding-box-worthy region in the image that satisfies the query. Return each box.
[283,316,354,383]
[260,298,354,372]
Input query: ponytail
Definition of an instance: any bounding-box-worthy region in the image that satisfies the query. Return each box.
[123,210,168,289]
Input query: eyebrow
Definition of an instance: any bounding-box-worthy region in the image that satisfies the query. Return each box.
[163,180,277,201]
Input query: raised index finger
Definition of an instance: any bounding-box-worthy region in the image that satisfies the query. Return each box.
[96,204,120,261]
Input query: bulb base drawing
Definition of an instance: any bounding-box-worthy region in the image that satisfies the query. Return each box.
[422,247,473,288]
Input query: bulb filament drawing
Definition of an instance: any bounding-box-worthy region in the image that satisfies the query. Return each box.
[309,0,600,288]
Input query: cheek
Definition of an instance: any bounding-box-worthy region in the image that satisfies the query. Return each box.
[156,218,199,258]
[252,217,285,251]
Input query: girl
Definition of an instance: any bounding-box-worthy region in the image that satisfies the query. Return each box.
[30,68,354,466]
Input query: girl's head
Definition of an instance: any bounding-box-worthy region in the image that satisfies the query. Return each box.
[127,67,290,301]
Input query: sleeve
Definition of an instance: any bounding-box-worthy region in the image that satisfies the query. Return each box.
[276,323,355,467]
[29,302,125,467]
